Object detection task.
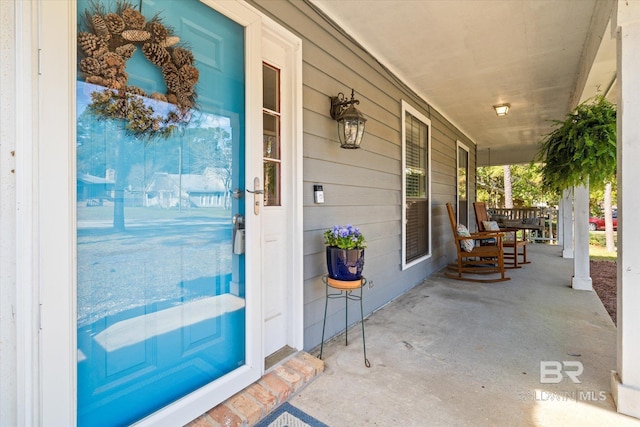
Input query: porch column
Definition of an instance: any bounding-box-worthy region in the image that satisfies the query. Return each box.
[561,188,573,258]
[572,184,591,290]
[557,201,562,245]
[611,0,640,418]
[557,194,564,246]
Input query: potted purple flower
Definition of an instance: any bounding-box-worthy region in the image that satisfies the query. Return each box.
[324,224,366,281]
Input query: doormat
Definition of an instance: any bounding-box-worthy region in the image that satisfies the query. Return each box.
[255,402,329,427]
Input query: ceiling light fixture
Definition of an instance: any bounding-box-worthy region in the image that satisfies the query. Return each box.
[493,103,510,117]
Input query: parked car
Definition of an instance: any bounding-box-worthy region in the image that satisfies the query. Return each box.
[589,211,617,231]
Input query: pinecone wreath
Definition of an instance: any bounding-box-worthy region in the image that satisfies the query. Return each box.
[78,0,199,138]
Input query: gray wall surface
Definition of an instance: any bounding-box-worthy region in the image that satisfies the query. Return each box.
[250,0,477,351]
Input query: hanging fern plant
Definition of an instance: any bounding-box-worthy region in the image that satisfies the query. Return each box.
[536,95,616,191]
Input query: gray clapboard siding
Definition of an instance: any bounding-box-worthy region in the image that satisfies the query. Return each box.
[305,204,399,231]
[304,135,401,172]
[302,100,401,160]
[303,184,401,208]
[304,134,401,176]
[304,159,399,190]
[302,217,401,258]
[304,102,402,159]
[249,0,478,351]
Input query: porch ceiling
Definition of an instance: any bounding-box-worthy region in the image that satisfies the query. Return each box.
[310,0,617,166]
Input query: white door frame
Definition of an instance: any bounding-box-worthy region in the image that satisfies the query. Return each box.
[8,0,40,425]
[261,17,304,360]
[33,1,302,425]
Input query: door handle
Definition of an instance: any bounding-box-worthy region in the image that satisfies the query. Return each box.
[247,177,262,215]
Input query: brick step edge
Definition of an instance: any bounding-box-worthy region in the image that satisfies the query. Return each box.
[186,351,325,427]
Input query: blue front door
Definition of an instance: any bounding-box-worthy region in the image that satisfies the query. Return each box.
[75,1,246,425]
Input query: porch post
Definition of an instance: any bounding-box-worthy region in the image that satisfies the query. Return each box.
[557,194,564,246]
[611,0,640,418]
[561,188,573,258]
[571,184,591,290]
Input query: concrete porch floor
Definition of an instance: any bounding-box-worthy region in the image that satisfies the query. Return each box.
[289,244,640,426]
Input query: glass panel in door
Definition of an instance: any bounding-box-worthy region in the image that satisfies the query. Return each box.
[76,1,245,425]
[263,64,281,206]
[458,145,469,226]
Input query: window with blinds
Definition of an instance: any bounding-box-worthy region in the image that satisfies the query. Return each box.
[402,102,431,268]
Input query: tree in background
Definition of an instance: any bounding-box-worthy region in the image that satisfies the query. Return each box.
[589,180,617,252]
[503,165,513,208]
[590,179,617,217]
[604,182,615,251]
[476,166,504,206]
[477,163,557,208]
[537,95,617,252]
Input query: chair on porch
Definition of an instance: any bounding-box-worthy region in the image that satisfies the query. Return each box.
[473,202,529,268]
[445,202,510,283]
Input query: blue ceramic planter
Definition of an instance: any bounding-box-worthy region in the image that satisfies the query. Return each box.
[326,246,365,281]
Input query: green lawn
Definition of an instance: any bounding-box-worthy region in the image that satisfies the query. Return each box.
[589,231,617,260]
[77,205,230,221]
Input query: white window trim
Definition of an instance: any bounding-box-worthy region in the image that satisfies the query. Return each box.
[456,140,470,226]
[401,100,432,270]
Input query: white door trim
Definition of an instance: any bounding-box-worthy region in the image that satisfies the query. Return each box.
[38,1,77,424]
[261,18,304,358]
[7,0,39,425]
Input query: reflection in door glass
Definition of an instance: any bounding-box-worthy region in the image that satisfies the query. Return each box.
[76,0,245,425]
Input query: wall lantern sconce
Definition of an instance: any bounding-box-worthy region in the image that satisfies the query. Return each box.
[329,89,367,149]
[493,103,510,117]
